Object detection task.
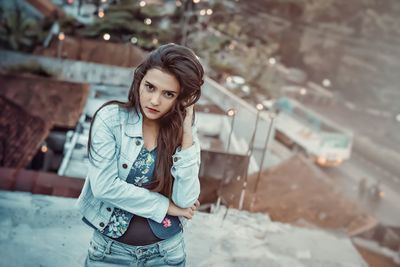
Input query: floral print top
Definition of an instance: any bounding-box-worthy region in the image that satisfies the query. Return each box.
[102,146,157,238]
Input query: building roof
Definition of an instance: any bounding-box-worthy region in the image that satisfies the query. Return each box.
[0,191,368,267]
[220,154,377,235]
[0,74,89,128]
[0,96,50,168]
[34,37,146,68]
[0,167,83,198]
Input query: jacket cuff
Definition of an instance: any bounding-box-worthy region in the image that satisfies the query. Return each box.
[153,195,169,223]
[172,142,199,166]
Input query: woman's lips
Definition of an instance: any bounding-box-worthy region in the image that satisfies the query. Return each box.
[146,107,160,113]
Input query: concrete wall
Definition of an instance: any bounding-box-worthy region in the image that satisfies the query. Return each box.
[0,50,133,86]
[199,150,249,181]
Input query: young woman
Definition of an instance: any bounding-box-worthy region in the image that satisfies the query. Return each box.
[77,43,204,266]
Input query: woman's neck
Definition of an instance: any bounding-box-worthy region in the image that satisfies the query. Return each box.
[142,117,159,151]
[142,117,160,132]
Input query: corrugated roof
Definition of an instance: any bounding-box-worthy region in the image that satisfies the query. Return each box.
[0,96,51,168]
[0,167,83,198]
[0,74,89,128]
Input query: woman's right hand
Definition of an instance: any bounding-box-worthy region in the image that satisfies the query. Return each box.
[167,200,200,219]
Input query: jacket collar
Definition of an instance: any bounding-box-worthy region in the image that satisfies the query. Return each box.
[125,107,143,138]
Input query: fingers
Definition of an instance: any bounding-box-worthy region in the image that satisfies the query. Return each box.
[186,201,199,219]
[184,105,194,119]
[187,200,200,218]
[169,201,201,220]
[186,206,198,219]
[191,200,200,210]
[185,208,194,219]
[189,208,195,217]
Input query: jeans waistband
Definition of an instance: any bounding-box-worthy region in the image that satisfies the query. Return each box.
[92,229,183,259]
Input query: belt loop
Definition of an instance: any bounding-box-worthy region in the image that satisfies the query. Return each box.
[105,240,113,255]
[157,241,163,254]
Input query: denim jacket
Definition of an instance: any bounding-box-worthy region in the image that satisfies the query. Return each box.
[76,104,201,232]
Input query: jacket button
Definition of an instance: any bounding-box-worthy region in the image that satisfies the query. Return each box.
[106,207,111,212]
[136,140,141,146]
[99,222,105,227]
[173,157,179,162]
[122,163,128,169]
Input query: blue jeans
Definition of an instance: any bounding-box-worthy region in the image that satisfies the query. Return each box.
[84,230,186,267]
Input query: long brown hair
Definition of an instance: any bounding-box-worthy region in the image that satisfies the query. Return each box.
[88,43,204,198]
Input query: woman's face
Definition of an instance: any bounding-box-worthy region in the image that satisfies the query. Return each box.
[139,68,181,121]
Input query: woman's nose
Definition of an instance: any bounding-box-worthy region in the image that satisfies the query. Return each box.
[150,93,161,106]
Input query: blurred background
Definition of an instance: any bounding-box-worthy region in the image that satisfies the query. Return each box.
[0,0,400,266]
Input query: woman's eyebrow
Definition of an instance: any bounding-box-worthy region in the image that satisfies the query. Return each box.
[145,80,178,94]
[144,80,156,88]
[163,89,178,94]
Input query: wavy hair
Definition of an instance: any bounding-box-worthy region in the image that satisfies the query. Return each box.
[88,43,204,198]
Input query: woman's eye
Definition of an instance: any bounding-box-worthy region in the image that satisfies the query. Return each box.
[164,92,175,98]
[145,84,155,91]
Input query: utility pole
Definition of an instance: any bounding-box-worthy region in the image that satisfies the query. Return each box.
[180,0,193,45]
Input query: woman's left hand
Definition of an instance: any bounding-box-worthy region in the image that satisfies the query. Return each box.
[183,104,194,132]
[181,104,194,149]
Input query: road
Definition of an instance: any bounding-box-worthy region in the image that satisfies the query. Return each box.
[300,98,400,227]
[323,151,400,227]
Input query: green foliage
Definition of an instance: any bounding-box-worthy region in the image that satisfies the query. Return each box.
[140,5,173,17]
[0,3,45,51]
[60,14,84,35]
[209,57,235,74]
[60,1,177,48]
[200,33,230,53]
[107,2,140,13]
